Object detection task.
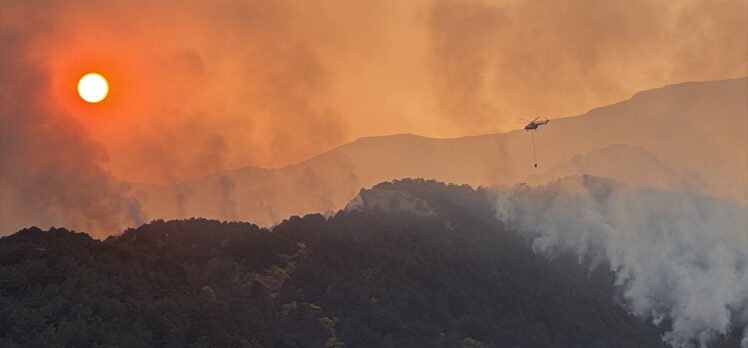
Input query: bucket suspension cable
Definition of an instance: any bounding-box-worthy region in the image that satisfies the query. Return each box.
[531,131,538,168]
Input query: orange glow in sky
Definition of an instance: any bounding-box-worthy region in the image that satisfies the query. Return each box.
[5,0,746,184]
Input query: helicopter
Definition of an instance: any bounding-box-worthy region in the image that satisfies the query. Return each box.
[518,117,550,168]
[524,117,550,131]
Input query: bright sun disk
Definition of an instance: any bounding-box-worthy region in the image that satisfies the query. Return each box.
[78,73,109,103]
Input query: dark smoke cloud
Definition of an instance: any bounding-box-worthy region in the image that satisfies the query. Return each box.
[259,43,346,162]
[0,24,143,236]
[174,183,192,218]
[218,175,237,220]
[428,0,748,129]
[429,0,503,129]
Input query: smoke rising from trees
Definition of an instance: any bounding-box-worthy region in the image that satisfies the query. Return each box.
[494,175,748,347]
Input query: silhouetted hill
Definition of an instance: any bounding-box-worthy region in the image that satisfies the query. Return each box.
[1,179,674,348]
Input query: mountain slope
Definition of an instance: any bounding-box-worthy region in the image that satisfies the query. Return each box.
[1,179,671,348]
[129,78,747,228]
[522,144,694,190]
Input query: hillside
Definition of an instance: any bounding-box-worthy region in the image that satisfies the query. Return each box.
[1,179,673,348]
[129,78,747,227]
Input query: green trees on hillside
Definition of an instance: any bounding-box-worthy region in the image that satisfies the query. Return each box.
[0,180,669,347]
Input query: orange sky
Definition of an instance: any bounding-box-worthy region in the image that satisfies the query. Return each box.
[2,0,747,184]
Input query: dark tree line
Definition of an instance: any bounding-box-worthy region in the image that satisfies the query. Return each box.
[0,179,697,347]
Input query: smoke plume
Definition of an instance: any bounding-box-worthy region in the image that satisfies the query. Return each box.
[494,175,748,347]
[0,25,143,236]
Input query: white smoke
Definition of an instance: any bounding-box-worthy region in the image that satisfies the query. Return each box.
[493,175,748,348]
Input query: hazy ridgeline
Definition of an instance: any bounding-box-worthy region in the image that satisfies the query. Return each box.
[1,73,745,236]
[122,78,748,233]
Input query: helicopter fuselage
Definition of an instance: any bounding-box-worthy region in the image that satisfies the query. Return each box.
[524,119,549,131]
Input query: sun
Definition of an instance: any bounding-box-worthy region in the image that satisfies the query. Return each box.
[77,73,109,103]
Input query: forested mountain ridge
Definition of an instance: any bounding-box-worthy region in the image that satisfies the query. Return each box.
[0,179,701,347]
